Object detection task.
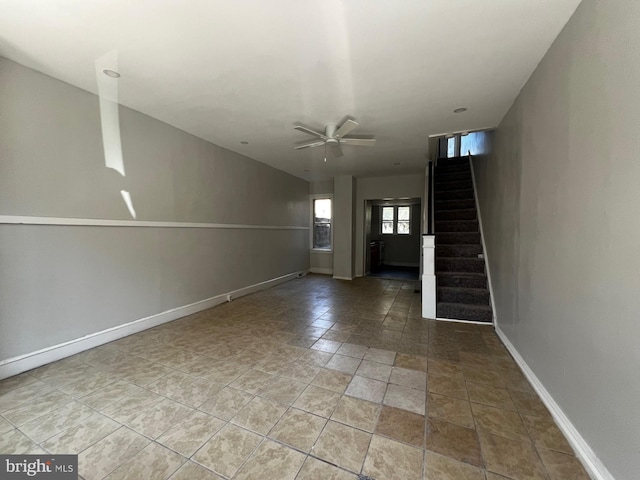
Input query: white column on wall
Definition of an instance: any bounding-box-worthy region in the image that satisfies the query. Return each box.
[332,175,355,280]
[421,235,436,318]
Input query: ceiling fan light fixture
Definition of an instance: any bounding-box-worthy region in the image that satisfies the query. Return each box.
[293,117,375,158]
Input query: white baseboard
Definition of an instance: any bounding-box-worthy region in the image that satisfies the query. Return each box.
[309,267,333,275]
[332,276,354,281]
[434,317,494,326]
[495,327,613,480]
[0,270,306,381]
[383,261,420,267]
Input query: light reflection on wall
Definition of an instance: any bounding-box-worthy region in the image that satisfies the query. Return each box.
[95,51,137,219]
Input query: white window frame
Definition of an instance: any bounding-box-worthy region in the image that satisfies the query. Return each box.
[397,205,411,235]
[380,205,412,235]
[310,194,333,252]
[381,206,395,235]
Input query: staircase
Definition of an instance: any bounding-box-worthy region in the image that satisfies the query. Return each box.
[434,156,493,323]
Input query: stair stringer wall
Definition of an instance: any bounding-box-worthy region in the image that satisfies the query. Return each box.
[469,154,497,324]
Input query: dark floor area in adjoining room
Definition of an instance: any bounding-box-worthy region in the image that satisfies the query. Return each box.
[368,265,419,281]
[0,274,589,479]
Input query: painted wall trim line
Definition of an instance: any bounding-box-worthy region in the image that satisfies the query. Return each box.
[469,155,497,324]
[495,327,614,480]
[0,270,307,381]
[434,317,494,326]
[0,215,309,230]
[309,267,334,275]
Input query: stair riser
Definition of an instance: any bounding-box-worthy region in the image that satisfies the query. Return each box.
[436,221,479,233]
[434,172,471,183]
[435,164,470,174]
[437,276,487,289]
[436,233,481,245]
[435,199,476,210]
[438,289,490,305]
[435,190,474,201]
[437,157,469,166]
[435,180,473,191]
[436,245,483,257]
[437,304,492,322]
[437,259,485,273]
[436,209,476,221]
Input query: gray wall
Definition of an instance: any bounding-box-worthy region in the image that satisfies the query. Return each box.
[355,174,425,277]
[0,57,309,360]
[472,0,640,477]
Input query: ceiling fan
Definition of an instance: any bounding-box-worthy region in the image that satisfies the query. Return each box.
[293,119,376,158]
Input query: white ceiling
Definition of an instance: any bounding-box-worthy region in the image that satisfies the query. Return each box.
[0,0,581,181]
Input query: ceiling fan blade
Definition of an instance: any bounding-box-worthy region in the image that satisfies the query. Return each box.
[334,119,358,138]
[340,138,376,146]
[294,125,327,139]
[294,140,325,150]
[328,142,344,158]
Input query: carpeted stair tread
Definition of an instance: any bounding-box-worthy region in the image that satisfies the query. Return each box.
[437,302,493,322]
[437,272,487,289]
[434,180,473,191]
[436,232,481,245]
[435,164,471,174]
[435,171,471,183]
[435,220,479,232]
[435,189,475,200]
[437,156,470,165]
[436,208,477,221]
[435,199,476,210]
[437,257,485,273]
[438,286,490,305]
[436,244,483,257]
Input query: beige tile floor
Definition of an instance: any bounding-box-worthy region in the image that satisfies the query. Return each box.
[0,274,591,480]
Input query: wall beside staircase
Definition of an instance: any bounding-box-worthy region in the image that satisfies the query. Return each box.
[472,0,640,477]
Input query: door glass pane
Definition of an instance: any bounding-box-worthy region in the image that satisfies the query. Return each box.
[382,221,394,234]
[398,206,410,221]
[397,221,410,234]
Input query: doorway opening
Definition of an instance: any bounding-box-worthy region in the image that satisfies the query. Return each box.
[364,198,422,281]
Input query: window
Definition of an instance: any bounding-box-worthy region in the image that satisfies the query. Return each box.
[447,136,456,157]
[312,198,332,250]
[381,205,411,235]
[382,206,394,234]
[397,206,410,234]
